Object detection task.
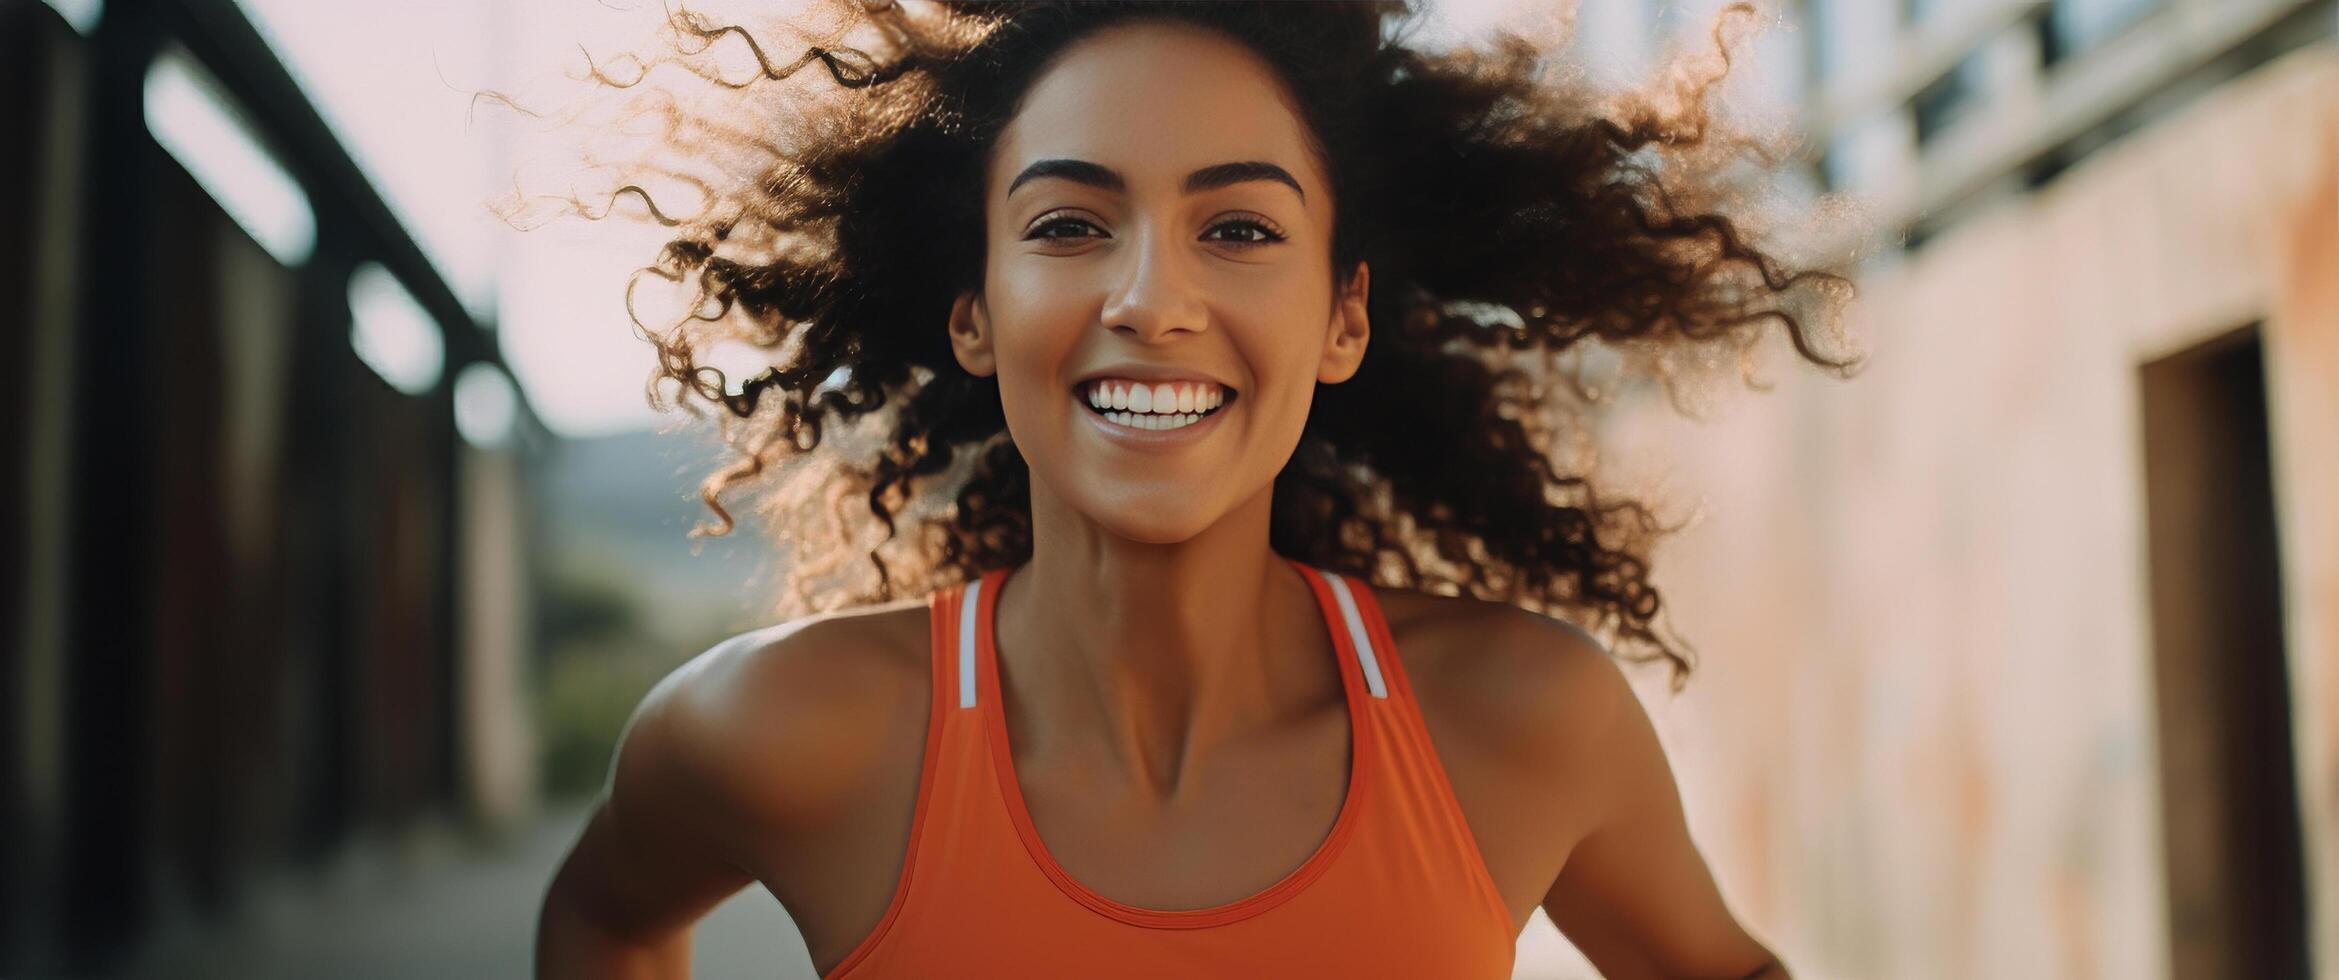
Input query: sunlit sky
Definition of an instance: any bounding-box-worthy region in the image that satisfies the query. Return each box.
[221,0,1794,438]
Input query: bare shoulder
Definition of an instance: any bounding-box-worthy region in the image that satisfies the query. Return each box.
[609,598,935,851]
[1368,585,1630,766]
[1364,585,1642,928]
[1365,594,1776,972]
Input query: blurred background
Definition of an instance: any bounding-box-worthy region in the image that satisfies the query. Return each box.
[1,0,2332,977]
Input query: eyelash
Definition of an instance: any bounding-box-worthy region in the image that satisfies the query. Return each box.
[1024,212,1288,248]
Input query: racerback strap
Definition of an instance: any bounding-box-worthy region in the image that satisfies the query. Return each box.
[953,563,1389,709]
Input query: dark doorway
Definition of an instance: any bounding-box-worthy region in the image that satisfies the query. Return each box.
[2137,324,2309,980]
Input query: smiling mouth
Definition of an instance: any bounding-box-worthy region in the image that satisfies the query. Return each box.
[1071,378,1234,432]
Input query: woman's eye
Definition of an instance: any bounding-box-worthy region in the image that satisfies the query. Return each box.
[1204,218,1287,247]
[1027,216,1103,241]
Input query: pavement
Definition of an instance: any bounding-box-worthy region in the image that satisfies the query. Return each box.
[107,801,813,980]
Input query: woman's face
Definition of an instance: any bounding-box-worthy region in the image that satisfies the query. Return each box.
[948,19,1370,545]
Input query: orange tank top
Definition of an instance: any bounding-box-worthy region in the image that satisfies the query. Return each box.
[821,558,1518,978]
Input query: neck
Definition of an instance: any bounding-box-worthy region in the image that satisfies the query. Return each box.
[994,477,1337,804]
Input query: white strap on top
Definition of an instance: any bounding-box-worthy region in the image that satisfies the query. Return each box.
[1320,571,1390,699]
[955,567,1388,708]
[959,578,983,709]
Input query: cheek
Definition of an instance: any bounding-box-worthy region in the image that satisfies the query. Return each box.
[988,250,1095,330]
[1224,272,1335,370]
[984,269,1089,411]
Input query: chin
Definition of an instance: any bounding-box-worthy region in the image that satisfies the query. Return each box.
[1080,493,1225,545]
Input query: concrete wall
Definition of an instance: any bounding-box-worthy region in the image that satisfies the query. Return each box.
[1574,43,2337,980]
[2268,55,2339,980]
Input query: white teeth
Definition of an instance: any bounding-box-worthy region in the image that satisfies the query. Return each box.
[1102,410,1204,431]
[1078,379,1230,424]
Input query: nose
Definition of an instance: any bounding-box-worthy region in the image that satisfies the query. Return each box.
[1098,223,1208,343]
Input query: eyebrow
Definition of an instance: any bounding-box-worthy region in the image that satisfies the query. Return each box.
[1005,158,1306,203]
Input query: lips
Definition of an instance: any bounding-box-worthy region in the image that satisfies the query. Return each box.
[1065,370,1241,448]
[1074,386,1231,444]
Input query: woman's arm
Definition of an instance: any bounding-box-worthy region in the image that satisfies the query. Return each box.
[535,652,763,978]
[1531,631,1788,979]
[535,616,917,977]
[536,798,752,977]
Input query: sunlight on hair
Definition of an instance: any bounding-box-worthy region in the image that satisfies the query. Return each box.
[143,45,316,267]
[348,262,446,396]
[454,363,521,448]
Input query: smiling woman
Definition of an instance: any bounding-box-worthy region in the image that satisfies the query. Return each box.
[530,2,1857,978]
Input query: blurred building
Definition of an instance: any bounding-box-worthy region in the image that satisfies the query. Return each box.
[1556,0,2336,978]
[4,0,546,974]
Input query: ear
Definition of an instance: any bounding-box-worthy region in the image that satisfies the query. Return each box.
[948,290,997,378]
[1318,261,1370,385]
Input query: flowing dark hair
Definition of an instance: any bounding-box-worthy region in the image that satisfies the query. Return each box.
[515,0,1862,687]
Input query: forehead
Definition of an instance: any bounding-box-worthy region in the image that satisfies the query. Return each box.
[991,21,1322,197]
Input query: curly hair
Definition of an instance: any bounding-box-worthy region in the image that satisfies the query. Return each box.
[521,0,1861,687]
